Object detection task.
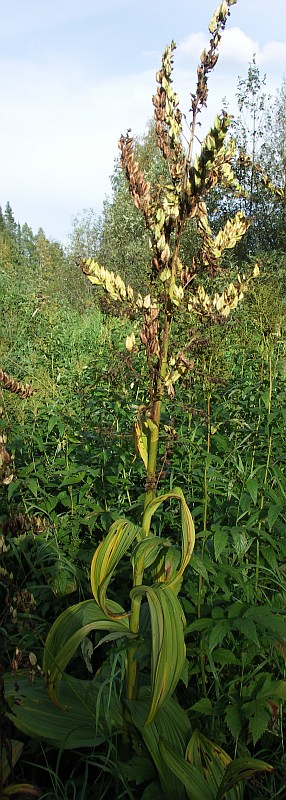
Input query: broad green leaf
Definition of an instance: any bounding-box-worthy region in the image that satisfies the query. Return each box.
[90,517,144,615]
[214,529,228,560]
[211,648,237,665]
[143,487,195,589]
[43,598,130,704]
[245,476,258,505]
[208,619,230,653]
[132,535,168,573]
[185,730,243,800]
[190,698,213,714]
[128,687,191,800]
[131,584,186,724]
[4,670,123,750]
[159,739,214,800]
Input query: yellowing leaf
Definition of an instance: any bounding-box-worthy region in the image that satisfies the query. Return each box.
[130,584,186,724]
[134,421,149,468]
[90,517,144,615]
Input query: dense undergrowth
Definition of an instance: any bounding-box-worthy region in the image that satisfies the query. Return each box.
[1,282,286,798]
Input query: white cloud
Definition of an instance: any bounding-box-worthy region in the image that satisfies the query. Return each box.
[219,27,257,63]
[177,25,286,73]
[220,27,286,68]
[0,53,156,240]
[258,40,286,66]
[177,32,208,58]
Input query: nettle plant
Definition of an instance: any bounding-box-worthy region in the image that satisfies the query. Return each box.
[4,2,272,798]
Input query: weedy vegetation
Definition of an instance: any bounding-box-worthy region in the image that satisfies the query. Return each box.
[1,1,286,798]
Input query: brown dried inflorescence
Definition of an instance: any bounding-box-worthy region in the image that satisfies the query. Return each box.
[0,433,14,485]
[152,42,184,182]
[119,132,151,219]
[191,1,236,116]
[140,303,160,361]
[0,369,34,399]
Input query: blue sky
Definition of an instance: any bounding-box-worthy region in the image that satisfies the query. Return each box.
[1,0,285,244]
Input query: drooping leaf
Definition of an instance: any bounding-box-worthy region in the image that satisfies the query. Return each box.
[216,757,274,800]
[245,476,258,505]
[1,739,24,784]
[131,584,186,723]
[132,535,169,574]
[225,703,244,740]
[208,619,230,653]
[90,517,144,615]
[134,420,149,468]
[42,598,130,704]
[247,705,270,746]
[142,487,195,589]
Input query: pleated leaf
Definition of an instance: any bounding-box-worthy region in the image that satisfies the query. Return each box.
[4,670,123,750]
[131,583,186,723]
[90,517,144,616]
[159,740,214,800]
[143,488,195,589]
[127,687,191,800]
[132,535,170,573]
[43,598,130,704]
[185,729,242,800]
[216,757,274,799]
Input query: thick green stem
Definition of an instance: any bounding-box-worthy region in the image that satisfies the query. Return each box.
[126,303,173,703]
[255,350,273,598]
[143,309,172,523]
[198,390,211,697]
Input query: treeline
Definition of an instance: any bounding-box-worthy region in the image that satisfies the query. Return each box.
[69,65,286,293]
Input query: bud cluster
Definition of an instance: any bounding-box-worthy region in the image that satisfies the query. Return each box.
[0,432,14,485]
[165,352,194,397]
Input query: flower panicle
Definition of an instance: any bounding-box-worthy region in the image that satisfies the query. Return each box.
[152,41,184,182]
[118,133,151,218]
[188,263,260,319]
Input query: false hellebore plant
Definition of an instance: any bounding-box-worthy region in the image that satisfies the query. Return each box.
[4,2,272,798]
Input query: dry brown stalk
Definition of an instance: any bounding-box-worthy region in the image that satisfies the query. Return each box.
[0,369,34,399]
